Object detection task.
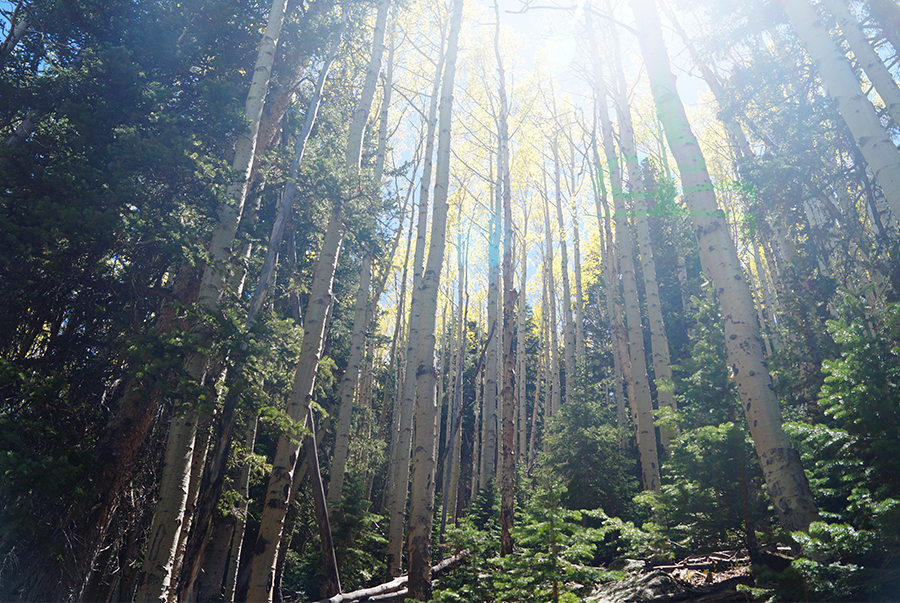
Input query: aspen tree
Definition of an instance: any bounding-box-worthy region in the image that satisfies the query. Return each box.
[586,3,659,491]
[482,171,501,487]
[327,252,373,507]
[407,0,464,594]
[552,133,577,408]
[589,127,631,447]
[572,199,586,369]
[244,1,392,598]
[384,17,446,577]
[494,0,516,556]
[440,233,468,537]
[821,0,900,127]
[134,3,291,599]
[222,417,258,603]
[631,0,819,531]
[380,190,417,513]
[516,210,530,461]
[779,0,900,224]
[610,24,677,453]
[541,173,562,418]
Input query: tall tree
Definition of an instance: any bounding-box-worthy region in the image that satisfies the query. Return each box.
[586,3,660,492]
[244,1,392,599]
[407,0,464,596]
[134,2,292,598]
[494,0,517,558]
[778,0,900,224]
[630,0,819,531]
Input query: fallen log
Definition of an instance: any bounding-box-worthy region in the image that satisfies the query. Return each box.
[308,549,469,603]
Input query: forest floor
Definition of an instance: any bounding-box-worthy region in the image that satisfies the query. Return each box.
[586,548,787,602]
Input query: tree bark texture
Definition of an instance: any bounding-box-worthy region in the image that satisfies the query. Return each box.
[632,0,819,531]
[407,0,463,596]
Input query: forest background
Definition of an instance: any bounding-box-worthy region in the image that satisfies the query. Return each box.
[1,0,900,601]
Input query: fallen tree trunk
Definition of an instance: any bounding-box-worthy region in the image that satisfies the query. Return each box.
[308,550,469,603]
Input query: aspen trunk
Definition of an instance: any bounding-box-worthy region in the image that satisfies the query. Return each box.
[167,419,211,603]
[327,252,373,507]
[821,0,900,127]
[243,209,343,602]
[516,211,529,462]
[0,2,28,68]
[407,0,463,595]
[246,16,345,324]
[380,197,416,513]
[552,134,576,408]
[307,415,342,597]
[385,19,445,577]
[494,0,516,556]
[135,3,290,598]
[631,0,819,531]
[134,412,200,603]
[611,31,677,453]
[779,0,900,224]
[571,201,586,371]
[586,4,659,491]
[541,179,561,418]
[222,416,258,603]
[440,238,467,537]
[481,170,501,487]
[244,0,390,596]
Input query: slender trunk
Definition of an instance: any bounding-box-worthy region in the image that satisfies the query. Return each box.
[631,0,819,531]
[245,0,390,595]
[0,2,28,68]
[385,18,446,577]
[222,416,258,603]
[407,0,463,595]
[243,210,343,602]
[440,239,467,539]
[134,412,201,602]
[327,252,373,507]
[307,415,342,597]
[591,124,631,452]
[494,1,516,556]
[551,132,576,408]
[586,4,659,491]
[471,348,483,501]
[134,2,290,598]
[611,29,676,454]
[247,17,345,324]
[168,419,211,603]
[516,212,529,462]
[541,179,561,419]
[821,0,900,126]
[779,0,900,224]
[571,202,585,375]
[380,196,416,513]
[482,160,501,487]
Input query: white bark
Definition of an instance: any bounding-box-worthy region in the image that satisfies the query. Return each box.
[134,412,199,603]
[587,4,659,491]
[327,253,373,507]
[632,0,819,531]
[780,0,900,225]
[407,0,463,594]
[385,20,445,577]
[552,134,576,408]
[136,3,291,598]
[612,33,677,454]
[821,0,900,127]
[244,209,343,602]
